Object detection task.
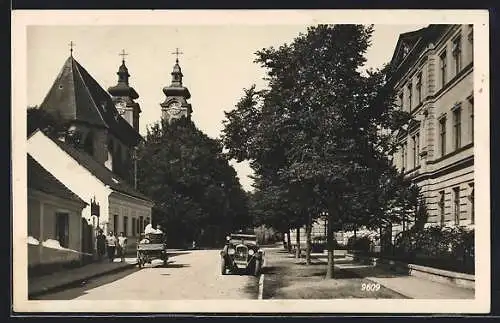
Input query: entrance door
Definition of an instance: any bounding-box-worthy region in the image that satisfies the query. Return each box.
[81,218,94,264]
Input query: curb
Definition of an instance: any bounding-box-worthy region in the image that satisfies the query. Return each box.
[29,262,137,299]
[258,273,265,300]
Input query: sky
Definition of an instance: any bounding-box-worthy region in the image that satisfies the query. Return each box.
[27,24,427,192]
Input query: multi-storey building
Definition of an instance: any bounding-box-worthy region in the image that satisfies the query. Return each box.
[388,24,474,239]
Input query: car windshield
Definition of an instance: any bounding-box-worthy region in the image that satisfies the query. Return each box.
[229,234,257,245]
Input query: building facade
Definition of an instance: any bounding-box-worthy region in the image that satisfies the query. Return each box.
[388,24,474,238]
[27,154,88,269]
[29,53,154,254]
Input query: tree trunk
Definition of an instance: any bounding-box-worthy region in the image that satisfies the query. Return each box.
[305,215,312,265]
[326,208,335,279]
[295,227,301,259]
[287,228,292,253]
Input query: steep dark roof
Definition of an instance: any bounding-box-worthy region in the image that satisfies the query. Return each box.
[39,56,143,146]
[47,134,152,203]
[28,154,87,205]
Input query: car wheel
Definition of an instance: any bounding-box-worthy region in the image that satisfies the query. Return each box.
[221,257,226,275]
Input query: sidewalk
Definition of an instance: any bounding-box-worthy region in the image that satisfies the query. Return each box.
[262,248,406,299]
[28,257,137,298]
[312,253,474,299]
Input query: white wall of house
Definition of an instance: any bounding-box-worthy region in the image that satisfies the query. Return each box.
[108,192,153,250]
[28,189,85,267]
[28,131,113,227]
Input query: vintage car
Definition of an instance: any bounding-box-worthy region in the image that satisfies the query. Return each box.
[220,233,264,276]
[136,232,168,268]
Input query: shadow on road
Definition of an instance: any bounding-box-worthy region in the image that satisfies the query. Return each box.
[31,267,141,300]
[168,251,192,257]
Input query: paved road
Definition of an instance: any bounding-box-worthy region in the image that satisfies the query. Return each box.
[35,249,260,300]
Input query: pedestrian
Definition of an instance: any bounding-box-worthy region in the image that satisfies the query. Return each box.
[117,232,127,263]
[96,229,106,261]
[106,231,117,263]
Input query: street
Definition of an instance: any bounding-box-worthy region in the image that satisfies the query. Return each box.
[34,249,260,300]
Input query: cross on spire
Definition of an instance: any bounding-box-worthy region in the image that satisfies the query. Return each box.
[69,41,75,56]
[171,48,183,63]
[119,49,128,63]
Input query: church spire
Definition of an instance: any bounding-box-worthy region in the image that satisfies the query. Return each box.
[108,49,138,100]
[170,48,184,87]
[116,49,130,86]
[160,49,192,123]
[107,49,141,132]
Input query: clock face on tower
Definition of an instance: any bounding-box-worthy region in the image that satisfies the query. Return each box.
[116,101,127,115]
[168,101,183,116]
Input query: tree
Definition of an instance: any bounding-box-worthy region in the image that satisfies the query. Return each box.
[222,25,413,278]
[137,117,250,247]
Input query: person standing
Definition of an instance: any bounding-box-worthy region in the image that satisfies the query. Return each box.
[106,231,117,263]
[96,229,106,262]
[117,232,127,263]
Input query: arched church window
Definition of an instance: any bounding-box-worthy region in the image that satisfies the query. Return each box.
[83,132,94,156]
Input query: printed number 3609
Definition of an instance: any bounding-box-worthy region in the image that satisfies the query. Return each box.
[361,283,380,291]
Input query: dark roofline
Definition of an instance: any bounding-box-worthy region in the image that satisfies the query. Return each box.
[28,153,88,206]
[43,132,153,203]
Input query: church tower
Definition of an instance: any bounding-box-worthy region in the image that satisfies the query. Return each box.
[160,48,192,123]
[108,50,141,132]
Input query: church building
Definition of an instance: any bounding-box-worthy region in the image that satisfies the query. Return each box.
[28,50,154,258]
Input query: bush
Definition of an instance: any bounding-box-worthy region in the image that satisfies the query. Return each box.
[393,226,474,274]
[347,235,374,253]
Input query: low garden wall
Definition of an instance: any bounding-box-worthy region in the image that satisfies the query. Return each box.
[347,253,475,289]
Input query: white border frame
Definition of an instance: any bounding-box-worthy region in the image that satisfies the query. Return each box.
[12,9,490,314]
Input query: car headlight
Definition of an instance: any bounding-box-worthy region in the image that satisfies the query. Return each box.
[248,249,255,256]
[228,248,235,255]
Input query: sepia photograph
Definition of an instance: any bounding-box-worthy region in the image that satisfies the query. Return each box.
[11,10,490,313]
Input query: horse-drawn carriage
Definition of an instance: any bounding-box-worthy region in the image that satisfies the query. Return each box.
[136,231,168,268]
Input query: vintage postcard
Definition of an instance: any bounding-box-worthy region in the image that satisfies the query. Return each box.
[11,9,490,314]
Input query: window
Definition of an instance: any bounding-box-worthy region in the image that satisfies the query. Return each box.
[468,25,473,61]
[439,191,445,227]
[469,183,474,224]
[139,216,144,233]
[452,35,462,75]
[145,217,150,227]
[407,83,413,111]
[416,72,422,103]
[412,132,420,168]
[55,213,69,248]
[132,218,136,236]
[453,105,462,150]
[123,216,128,236]
[468,96,474,142]
[439,117,447,156]
[453,187,460,225]
[440,50,447,87]
[113,214,119,235]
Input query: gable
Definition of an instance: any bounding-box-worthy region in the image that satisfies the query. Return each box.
[389,26,430,70]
